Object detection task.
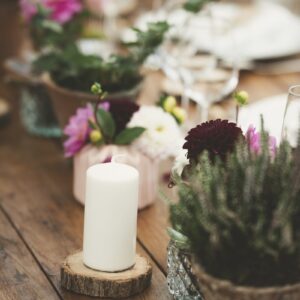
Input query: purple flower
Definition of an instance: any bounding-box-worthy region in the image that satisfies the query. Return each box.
[63,104,94,157]
[99,101,110,111]
[246,125,277,157]
[20,0,38,22]
[183,119,244,162]
[20,0,82,24]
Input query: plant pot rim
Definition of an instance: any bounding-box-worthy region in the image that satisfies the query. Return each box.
[76,143,155,160]
[189,254,300,296]
[42,73,142,102]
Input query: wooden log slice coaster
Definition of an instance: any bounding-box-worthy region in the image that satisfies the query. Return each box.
[61,251,152,298]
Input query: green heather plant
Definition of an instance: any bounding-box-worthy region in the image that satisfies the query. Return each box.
[33,21,170,93]
[169,123,300,287]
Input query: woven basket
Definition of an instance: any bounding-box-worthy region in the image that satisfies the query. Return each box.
[191,258,300,300]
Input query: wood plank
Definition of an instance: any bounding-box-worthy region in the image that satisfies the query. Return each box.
[274,73,300,91]
[138,196,170,274]
[0,160,171,300]
[0,207,59,300]
[0,89,63,169]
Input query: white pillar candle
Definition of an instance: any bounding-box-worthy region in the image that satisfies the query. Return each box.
[83,162,139,272]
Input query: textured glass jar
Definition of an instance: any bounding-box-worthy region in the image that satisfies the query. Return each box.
[5,58,61,138]
[20,85,61,138]
[167,241,204,300]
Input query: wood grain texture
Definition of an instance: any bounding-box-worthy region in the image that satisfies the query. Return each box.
[0,160,171,300]
[61,252,152,298]
[0,208,59,300]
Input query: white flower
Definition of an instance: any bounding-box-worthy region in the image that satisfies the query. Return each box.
[172,148,189,177]
[128,106,183,160]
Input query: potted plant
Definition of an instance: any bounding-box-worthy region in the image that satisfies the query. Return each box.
[39,21,170,129]
[5,0,86,137]
[166,108,300,299]
[66,83,183,210]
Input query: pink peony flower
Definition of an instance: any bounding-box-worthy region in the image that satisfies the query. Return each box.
[64,104,94,157]
[20,0,82,24]
[45,0,82,24]
[246,125,277,157]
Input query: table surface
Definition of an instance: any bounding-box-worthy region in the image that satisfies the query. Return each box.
[0,70,299,300]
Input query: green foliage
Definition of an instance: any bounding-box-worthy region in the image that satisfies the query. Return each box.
[93,107,144,145]
[169,134,300,287]
[96,108,116,141]
[183,0,214,13]
[33,21,170,93]
[33,46,141,92]
[87,83,145,145]
[114,127,145,145]
[127,21,170,63]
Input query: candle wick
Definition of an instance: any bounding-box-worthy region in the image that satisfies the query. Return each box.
[111,154,126,164]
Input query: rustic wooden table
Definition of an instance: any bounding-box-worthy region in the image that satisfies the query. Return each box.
[0,71,299,300]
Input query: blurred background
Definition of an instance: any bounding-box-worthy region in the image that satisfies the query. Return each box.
[0,0,300,144]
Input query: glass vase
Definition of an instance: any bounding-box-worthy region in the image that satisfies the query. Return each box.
[20,85,61,138]
[167,241,204,300]
[5,58,61,138]
[282,85,300,147]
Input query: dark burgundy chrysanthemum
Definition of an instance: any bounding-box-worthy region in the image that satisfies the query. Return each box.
[108,99,139,134]
[183,119,244,162]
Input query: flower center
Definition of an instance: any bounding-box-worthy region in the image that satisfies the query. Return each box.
[156,125,165,132]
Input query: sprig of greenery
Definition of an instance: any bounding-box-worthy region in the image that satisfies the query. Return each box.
[127,21,170,63]
[169,130,300,287]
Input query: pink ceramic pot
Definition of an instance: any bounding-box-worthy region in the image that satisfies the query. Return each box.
[73,144,158,210]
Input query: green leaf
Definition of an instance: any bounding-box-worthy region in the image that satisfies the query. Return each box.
[114,127,146,145]
[96,108,116,139]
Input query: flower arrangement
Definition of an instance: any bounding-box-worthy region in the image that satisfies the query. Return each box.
[168,116,300,293]
[34,21,170,93]
[64,83,183,159]
[20,0,86,50]
[67,83,184,209]
[64,83,145,157]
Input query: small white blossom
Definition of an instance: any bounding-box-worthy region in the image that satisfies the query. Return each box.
[128,106,183,160]
[172,148,189,177]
